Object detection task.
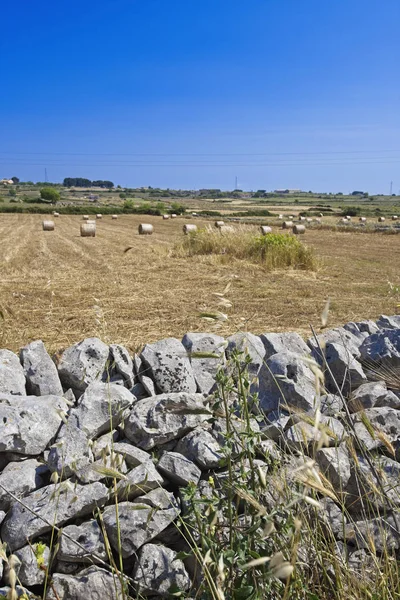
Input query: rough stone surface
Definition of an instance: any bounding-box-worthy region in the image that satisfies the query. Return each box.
[260,332,310,360]
[359,329,400,368]
[348,381,400,412]
[157,451,202,486]
[320,394,343,415]
[58,520,107,563]
[351,407,400,450]
[20,340,63,397]
[15,543,50,586]
[308,327,363,361]
[324,341,367,396]
[140,337,197,394]
[376,314,400,330]
[48,425,93,478]
[226,332,266,392]
[56,338,110,394]
[285,416,345,449]
[345,515,400,551]
[0,349,26,395]
[117,460,164,499]
[258,351,317,414]
[0,394,68,455]
[2,481,109,550]
[124,392,208,450]
[109,343,135,387]
[316,445,351,489]
[182,332,225,394]
[103,489,180,557]
[68,381,135,439]
[175,428,224,470]
[112,441,151,468]
[0,458,48,511]
[92,430,120,459]
[46,566,123,600]
[133,543,191,597]
[355,320,380,335]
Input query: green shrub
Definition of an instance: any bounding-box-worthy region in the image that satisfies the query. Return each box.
[40,187,60,202]
[177,227,317,270]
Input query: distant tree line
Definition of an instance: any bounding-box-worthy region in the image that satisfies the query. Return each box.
[63,178,114,188]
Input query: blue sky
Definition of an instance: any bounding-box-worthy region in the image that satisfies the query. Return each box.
[1,0,399,193]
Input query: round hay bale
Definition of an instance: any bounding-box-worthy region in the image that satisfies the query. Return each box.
[278,214,283,219]
[339,218,348,224]
[293,224,305,235]
[138,223,153,235]
[260,226,272,235]
[306,218,312,223]
[83,215,89,220]
[53,212,60,217]
[299,216,306,222]
[359,217,367,222]
[80,223,96,237]
[392,215,398,221]
[219,225,235,234]
[96,214,102,219]
[183,224,197,235]
[215,220,225,228]
[162,214,170,220]
[314,218,321,223]
[282,221,294,229]
[319,213,323,217]
[378,216,385,222]
[42,220,55,231]
[112,214,118,220]
[171,214,178,219]
[346,216,352,221]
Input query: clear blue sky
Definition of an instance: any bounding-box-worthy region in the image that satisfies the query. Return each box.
[1,0,399,193]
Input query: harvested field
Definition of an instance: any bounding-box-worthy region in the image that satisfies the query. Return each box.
[0,213,399,354]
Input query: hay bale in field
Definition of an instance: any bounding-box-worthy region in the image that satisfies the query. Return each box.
[299,216,306,222]
[138,223,153,235]
[162,215,170,220]
[219,225,235,234]
[215,220,225,228]
[171,214,178,219]
[392,215,398,221]
[80,223,96,237]
[318,213,323,217]
[314,218,321,223]
[278,214,283,219]
[378,216,386,222]
[282,221,293,229]
[339,218,348,224]
[112,215,118,220]
[260,226,272,235]
[306,218,312,223]
[83,215,89,220]
[293,224,305,235]
[53,212,60,217]
[96,214,102,219]
[359,217,367,222]
[183,224,197,235]
[42,220,55,231]
[346,216,352,221]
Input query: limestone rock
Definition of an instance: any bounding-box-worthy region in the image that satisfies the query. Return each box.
[20,340,63,397]
[0,458,48,511]
[351,407,400,450]
[157,451,202,486]
[261,332,310,360]
[1,481,109,550]
[182,332,225,394]
[0,349,26,395]
[109,344,134,387]
[348,381,400,412]
[46,566,123,600]
[258,351,316,414]
[47,425,93,478]
[140,337,196,394]
[324,341,367,396]
[175,428,224,470]
[359,329,400,368]
[133,543,191,597]
[68,382,135,439]
[58,520,107,563]
[102,489,180,558]
[15,543,50,586]
[124,392,208,450]
[316,445,351,489]
[0,394,68,455]
[117,461,164,500]
[376,314,400,330]
[56,338,110,394]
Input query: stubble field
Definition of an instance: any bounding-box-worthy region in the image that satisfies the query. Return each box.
[0,213,399,354]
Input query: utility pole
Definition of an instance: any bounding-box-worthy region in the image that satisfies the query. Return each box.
[390,181,393,195]
[235,175,238,190]
[45,168,48,183]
